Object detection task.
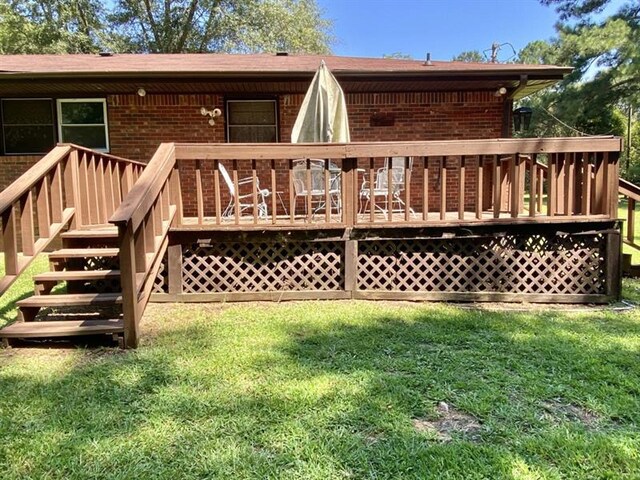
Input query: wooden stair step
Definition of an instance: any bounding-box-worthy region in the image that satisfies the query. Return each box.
[61,228,118,239]
[0,319,123,338]
[17,293,123,308]
[48,248,120,259]
[33,270,121,282]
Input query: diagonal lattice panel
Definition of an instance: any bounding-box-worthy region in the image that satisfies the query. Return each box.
[357,233,606,295]
[181,241,344,293]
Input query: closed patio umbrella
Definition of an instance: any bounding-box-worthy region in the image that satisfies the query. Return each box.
[291,60,350,143]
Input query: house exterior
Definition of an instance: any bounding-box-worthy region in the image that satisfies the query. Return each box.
[0,53,570,192]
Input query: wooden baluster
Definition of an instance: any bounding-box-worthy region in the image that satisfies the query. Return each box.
[628,197,636,243]
[122,162,133,197]
[369,157,375,223]
[440,157,447,221]
[20,192,35,257]
[564,152,574,216]
[196,159,204,225]
[493,155,501,218]
[529,154,537,218]
[50,162,64,224]
[170,167,183,226]
[36,176,51,239]
[214,160,221,225]
[510,154,520,218]
[593,152,606,214]
[607,151,619,218]
[271,159,277,225]
[79,153,92,224]
[404,156,411,222]
[64,150,82,228]
[536,167,544,214]
[104,160,115,217]
[305,159,312,221]
[88,154,100,224]
[252,159,258,224]
[233,159,240,225]
[476,156,483,220]
[423,157,429,221]
[458,156,465,220]
[289,160,295,224]
[2,205,19,276]
[324,159,331,223]
[96,156,108,223]
[387,159,393,222]
[548,154,557,216]
[112,163,122,209]
[153,198,163,236]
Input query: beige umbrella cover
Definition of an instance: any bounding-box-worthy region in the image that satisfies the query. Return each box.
[291,60,350,143]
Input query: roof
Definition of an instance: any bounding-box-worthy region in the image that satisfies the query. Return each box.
[0,53,571,98]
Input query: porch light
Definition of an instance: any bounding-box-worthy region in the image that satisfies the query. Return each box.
[137,88,146,97]
[513,107,533,132]
[201,107,222,126]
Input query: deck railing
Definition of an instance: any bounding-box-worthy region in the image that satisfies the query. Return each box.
[110,143,180,348]
[0,144,145,294]
[172,137,622,229]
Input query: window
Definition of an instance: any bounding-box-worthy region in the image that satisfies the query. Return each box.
[226,100,277,143]
[1,99,56,154]
[57,99,109,151]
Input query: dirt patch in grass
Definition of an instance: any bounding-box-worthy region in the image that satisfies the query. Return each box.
[412,402,482,442]
[541,399,601,428]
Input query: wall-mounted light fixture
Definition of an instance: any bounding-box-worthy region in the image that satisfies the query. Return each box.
[201,107,222,126]
[137,88,146,97]
[513,106,533,132]
[494,86,507,97]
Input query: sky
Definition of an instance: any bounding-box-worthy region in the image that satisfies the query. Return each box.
[316,0,611,62]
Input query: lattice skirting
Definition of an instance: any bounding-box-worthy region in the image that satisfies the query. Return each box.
[151,227,619,301]
[357,234,606,295]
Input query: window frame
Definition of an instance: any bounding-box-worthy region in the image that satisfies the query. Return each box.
[1,98,56,155]
[225,99,278,143]
[56,98,110,152]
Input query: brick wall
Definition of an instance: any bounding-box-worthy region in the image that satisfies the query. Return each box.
[0,90,505,214]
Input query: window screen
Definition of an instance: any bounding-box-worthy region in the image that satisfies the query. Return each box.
[227,100,277,143]
[1,99,56,154]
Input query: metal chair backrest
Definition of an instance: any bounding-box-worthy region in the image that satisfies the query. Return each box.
[218,163,236,197]
[292,159,334,195]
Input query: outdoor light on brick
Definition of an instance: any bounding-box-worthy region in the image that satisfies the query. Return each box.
[201,107,222,125]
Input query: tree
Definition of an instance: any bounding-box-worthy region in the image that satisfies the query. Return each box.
[452,50,485,62]
[0,0,105,53]
[0,0,333,54]
[109,0,333,53]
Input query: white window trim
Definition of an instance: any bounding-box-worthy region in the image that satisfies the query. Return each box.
[226,99,278,143]
[56,98,110,152]
[1,98,56,155]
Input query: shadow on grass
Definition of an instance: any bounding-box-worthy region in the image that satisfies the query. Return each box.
[1,305,639,479]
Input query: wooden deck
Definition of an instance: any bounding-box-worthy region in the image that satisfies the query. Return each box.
[0,137,626,348]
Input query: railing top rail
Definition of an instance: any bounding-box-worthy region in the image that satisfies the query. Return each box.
[59,143,147,167]
[0,145,72,215]
[620,178,640,202]
[174,137,623,160]
[110,142,176,230]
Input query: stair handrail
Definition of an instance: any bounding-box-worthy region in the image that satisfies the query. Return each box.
[0,144,147,296]
[110,142,182,348]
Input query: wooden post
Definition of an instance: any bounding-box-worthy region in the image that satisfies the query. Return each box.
[605,228,622,301]
[342,158,356,226]
[344,239,358,297]
[608,151,620,218]
[20,192,35,256]
[458,156,465,220]
[167,243,183,294]
[476,156,483,220]
[628,198,636,243]
[440,157,447,221]
[2,205,18,275]
[118,223,139,348]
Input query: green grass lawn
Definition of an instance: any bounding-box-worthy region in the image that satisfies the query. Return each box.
[1,257,640,478]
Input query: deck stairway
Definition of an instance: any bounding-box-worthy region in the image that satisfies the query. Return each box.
[1,226,125,346]
[0,144,175,348]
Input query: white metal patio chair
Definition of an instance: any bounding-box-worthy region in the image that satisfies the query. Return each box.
[291,159,341,218]
[359,156,414,216]
[219,162,270,219]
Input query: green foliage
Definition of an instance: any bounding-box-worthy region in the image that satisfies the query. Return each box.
[0,0,105,53]
[452,50,485,62]
[0,0,333,54]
